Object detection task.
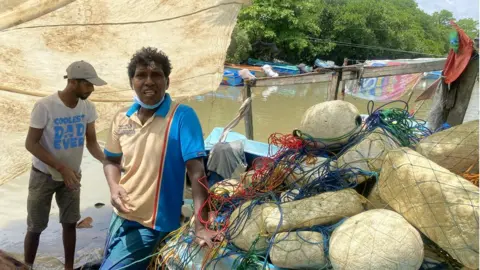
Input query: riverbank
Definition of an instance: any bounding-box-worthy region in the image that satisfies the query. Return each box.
[0,151,112,270]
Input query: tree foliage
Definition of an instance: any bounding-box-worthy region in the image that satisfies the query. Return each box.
[226,0,479,65]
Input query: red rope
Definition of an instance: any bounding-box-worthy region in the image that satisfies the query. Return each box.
[195,133,304,233]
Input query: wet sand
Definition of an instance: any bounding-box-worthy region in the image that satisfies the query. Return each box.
[0,151,112,269]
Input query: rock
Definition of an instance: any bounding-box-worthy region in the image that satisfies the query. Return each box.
[329,209,424,270]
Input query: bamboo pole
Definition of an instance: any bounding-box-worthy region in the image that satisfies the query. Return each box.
[242,82,254,140]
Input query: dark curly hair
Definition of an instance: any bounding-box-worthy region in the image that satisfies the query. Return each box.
[127,47,172,81]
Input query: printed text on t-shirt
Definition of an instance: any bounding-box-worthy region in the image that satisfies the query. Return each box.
[54,115,86,150]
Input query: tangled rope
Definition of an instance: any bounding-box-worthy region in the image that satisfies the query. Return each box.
[145,101,448,270]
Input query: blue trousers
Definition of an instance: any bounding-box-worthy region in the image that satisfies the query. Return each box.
[100,213,169,270]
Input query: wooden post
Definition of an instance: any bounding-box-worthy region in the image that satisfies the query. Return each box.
[242,82,254,140]
[339,58,348,100]
[327,68,343,101]
[446,56,479,126]
[327,71,339,101]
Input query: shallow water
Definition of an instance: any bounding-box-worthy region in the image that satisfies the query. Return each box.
[182,81,432,143]
[1,80,433,269]
[0,151,112,269]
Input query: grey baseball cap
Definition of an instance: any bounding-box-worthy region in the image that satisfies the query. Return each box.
[64,60,107,86]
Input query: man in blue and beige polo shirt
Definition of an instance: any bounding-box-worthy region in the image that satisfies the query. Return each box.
[100,47,217,269]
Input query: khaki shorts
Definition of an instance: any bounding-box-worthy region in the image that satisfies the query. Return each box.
[27,167,80,233]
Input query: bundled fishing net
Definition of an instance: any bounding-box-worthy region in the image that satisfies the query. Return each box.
[284,156,329,186]
[229,200,271,252]
[210,179,242,197]
[365,183,392,210]
[152,100,456,270]
[262,189,365,234]
[337,128,400,184]
[296,100,362,149]
[329,209,424,270]
[378,147,479,269]
[269,231,327,269]
[416,120,479,178]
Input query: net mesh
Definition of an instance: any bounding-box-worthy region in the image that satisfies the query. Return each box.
[270,231,327,269]
[0,0,249,185]
[329,209,424,270]
[378,147,479,269]
[416,120,479,176]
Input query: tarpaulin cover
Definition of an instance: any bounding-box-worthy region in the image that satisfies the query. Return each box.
[0,0,249,185]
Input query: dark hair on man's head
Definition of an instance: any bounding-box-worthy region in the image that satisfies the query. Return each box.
[127,47,172,80]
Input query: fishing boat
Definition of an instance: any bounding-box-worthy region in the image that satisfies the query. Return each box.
[220,69,248,86]
[224,63,266,77]
[247,58,300,75]
[423,70,442,80]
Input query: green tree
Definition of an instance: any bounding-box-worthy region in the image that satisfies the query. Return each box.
[432,10,454,26]
[318,0,446,63]
[226,26,252,64]
[456,18,479,39]
[234,0,328,63]
[227,1,474,65]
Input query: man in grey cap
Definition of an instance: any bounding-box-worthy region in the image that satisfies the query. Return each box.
[24,60,107,270]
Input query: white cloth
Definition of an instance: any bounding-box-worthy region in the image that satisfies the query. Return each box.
[30,92,97,180]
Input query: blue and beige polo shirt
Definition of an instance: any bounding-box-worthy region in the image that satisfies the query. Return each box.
[104,93,206,232]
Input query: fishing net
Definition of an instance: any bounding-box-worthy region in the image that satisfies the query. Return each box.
[0,0,249,185]
[280,188,299,203]
[329,209,424,270]
[378,147,479,269]
[284,156,329,186]
[269,231,327,269]
[262,189,365,234]
[152,101,453,269]
[337,128,400,184]
[297,100,362,148]
[229,200,271,252]
[365,183,392,210]
[210,179,241,197]
[416,120,479,176]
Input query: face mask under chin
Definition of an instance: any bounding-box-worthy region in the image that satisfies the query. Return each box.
[133,94,165,110]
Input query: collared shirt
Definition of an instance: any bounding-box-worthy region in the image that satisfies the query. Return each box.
[104,93,206,231]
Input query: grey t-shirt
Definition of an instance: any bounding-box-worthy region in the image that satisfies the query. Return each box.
[30,92,98,181]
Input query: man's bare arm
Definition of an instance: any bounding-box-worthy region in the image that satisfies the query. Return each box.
[25,127,64,171]
[26,127,80,189]
[85,121,106,163]
[103,156,122,189]
[186,157,209,231]
[103,155,131,213]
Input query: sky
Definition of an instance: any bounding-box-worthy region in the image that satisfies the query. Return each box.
[416,0,479,20]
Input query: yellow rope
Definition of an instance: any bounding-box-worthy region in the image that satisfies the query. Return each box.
[462,160,479,186]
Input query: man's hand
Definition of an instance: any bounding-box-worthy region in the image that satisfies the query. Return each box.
[110,184,132,213]
[194,227,222,248]
[59,166,81,191]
